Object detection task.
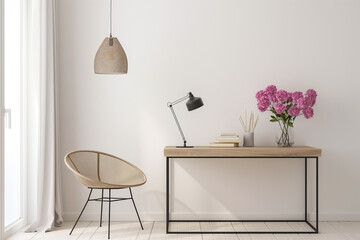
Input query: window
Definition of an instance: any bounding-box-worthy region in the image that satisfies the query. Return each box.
[1,0,26,237]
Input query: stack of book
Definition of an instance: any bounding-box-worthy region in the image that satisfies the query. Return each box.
[210,133,241,148]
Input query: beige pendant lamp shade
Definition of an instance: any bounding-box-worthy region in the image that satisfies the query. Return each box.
[94,0,128,74]
[94,37,128,74]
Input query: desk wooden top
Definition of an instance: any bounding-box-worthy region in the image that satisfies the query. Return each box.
[164,146,321,157]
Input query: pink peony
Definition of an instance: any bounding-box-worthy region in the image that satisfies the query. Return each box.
[288,93,293,102]
[266,85,277,102]
[288,105,300,117]
[292,91,303,102]
[256,86,317,122]
[296,97,307,109]
[274,102,286,114]
[257,102,268,112]
[259,96,271,107]
[307,96,316,107]
[306,89,317,97]
[276,90,289,102]
[304,96,313,106]
[256,90,268,101]
[303,107,314,119]
[305,89,317,107]
[257,96,271,112]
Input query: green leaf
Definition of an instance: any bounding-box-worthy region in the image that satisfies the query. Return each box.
[285,113,289,119]
[270,119,278,122]
[288,121,294,127]
[288,116,292,123]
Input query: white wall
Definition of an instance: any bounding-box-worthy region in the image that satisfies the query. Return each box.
[58,0,360,221]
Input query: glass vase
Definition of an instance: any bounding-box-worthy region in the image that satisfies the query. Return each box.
[276,121,294,147]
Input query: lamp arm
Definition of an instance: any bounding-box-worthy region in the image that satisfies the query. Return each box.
[167,94,191,147]
[167,93,190,107]
[168,105,187,147]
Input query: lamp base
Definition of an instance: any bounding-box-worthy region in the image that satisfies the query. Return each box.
[176,146,194,148]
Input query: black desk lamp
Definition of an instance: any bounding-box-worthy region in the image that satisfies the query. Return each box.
[167,92,204,148]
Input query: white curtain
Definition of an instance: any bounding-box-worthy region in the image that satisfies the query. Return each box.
[25,0,63,232]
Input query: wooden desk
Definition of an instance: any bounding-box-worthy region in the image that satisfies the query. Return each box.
[164,146,321,234]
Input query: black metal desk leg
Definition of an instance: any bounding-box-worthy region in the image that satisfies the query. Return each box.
[316,157,319,232]
[305,158,307,221]
[165,155,319,234]
[166,157,170,233]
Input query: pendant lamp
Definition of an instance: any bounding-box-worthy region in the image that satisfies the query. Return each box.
[94,0,128,74]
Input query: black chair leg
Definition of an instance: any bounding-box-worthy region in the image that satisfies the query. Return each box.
[100,189,104,227]
[129,188,144,230]
[108,189,111,239]
[70,188,93,235]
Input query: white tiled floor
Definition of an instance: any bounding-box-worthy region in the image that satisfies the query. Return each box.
[7,221,360,240]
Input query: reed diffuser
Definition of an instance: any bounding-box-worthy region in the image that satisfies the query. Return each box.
[239,111,259,147]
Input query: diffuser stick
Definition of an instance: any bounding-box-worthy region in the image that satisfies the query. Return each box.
[239,116,246,132]
[240,111,259,133]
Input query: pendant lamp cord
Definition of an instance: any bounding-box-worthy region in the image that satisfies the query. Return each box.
[109,0,112,38]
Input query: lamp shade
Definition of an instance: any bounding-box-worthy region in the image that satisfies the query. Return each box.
[186,92,204,111]
[94,37,128,74]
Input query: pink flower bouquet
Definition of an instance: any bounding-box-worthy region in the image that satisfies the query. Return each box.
[256,85,317,147]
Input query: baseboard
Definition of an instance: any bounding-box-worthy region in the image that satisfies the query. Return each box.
[63,211,360,222]
[316,212,360,221]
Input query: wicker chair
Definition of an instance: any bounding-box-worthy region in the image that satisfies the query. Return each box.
[64,150,147,239]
